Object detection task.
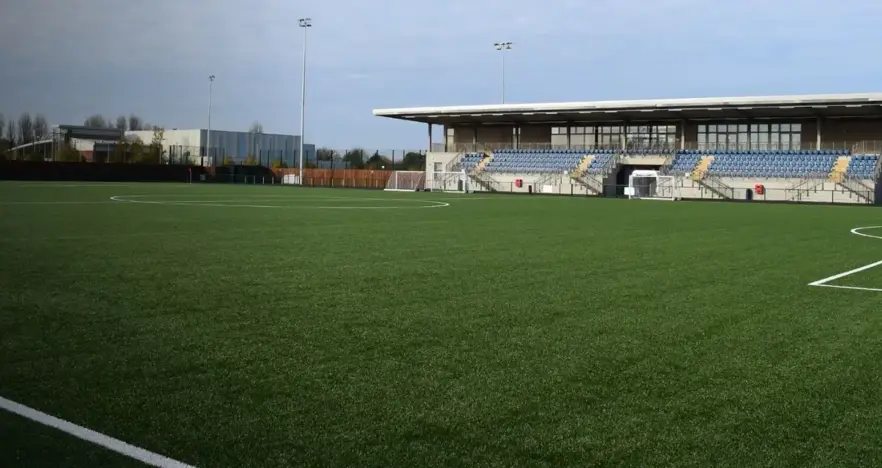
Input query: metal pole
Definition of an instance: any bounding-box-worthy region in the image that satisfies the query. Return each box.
[298,18,312,185]
[207,75,215,165]
[501,50,506,104]
[494,42,512,104]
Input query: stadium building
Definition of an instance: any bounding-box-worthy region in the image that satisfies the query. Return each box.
[374,92,882,204]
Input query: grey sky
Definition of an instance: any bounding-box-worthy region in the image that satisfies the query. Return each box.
[2,0,882,149]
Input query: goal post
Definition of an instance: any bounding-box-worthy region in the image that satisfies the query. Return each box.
[384,171,426,191]
[427,170,469,193]
[626,170,679,200]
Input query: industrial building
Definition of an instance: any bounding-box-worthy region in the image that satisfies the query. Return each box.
[125,129,315,167]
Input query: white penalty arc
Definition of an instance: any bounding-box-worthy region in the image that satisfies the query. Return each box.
[109,195,450,210]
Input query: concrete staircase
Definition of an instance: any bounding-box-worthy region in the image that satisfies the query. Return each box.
[571,155,594,178]
[828,156,851,183]
[691,156,714,180]
[475,153,493,172]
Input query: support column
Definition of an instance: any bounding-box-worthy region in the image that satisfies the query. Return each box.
[680,120,686,150]
[621,122,628,151]
[816,117,822,150]
[514,125,520,149]
[473,125,478,151]
[566,124,571,149]
[428,123,433,151]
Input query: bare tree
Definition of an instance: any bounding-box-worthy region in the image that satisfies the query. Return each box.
[0,113,5,141]
[115,115,128,131]
[33,114,49,141]
[128,114,143,131]
[249,121,264,134]
[6,120,16,146]
[83,114,106,128]
[18,112,34,142]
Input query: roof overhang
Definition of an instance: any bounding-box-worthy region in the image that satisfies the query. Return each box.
[373,93,882,125]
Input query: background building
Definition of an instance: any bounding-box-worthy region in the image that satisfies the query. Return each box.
[126,129,315,167]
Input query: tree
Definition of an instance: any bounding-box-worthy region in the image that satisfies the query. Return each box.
[83,114,107,128]
[142,127,166,164]
[18,112,34,143]
[128,114,144,131]
[316,147,337,161]
[271,159,287,169]
[243,154,258,165]
[33,114,49,141]
[249,121,264,134]
[222,156,234,166]
[129,137,150,163]
[400,151,425,170]
[0,113,5,141]
[343,148,367,169]
[6,120,16,147]
[56,143,81,162]
[115,116,128,131]
[365,151,392,170]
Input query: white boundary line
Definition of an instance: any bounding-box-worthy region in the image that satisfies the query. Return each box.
[109,195,450,210]
[0,396,195,468]
[808,226,882,292]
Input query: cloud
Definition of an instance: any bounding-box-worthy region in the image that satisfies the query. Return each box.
[2,0,882,147]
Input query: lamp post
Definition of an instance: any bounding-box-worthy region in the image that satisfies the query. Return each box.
[493,42,513,104]
[298,17,312,184]
[207,74,215,164]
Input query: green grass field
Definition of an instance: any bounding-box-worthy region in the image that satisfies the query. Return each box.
[1,181,882,467]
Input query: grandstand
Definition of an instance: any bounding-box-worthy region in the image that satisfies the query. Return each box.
[374,93,882,204]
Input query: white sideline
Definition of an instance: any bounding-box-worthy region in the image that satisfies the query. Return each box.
[0,396,195,468]
[808,226,882,292]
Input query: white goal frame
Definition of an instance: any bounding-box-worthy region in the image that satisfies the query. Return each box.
[427,170,469,193]
[384,171,426,191]
[626,170,679,200]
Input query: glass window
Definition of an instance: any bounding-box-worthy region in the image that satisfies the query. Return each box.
[781,123,791,131]
[708,134,717,144]
[699,125,707,132]
[792,123,802,131]
[738,124,748,132]
[771,124,779,132]
[446,128,455,137]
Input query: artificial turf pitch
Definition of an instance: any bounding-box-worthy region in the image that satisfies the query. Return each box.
[1,181,881,467]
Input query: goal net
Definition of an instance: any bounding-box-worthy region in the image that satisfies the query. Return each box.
[427,171,469,193]
[384,171,425,191]
[626,170,679,200]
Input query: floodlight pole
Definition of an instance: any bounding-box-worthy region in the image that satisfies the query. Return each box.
[207,74,215,164]
[298,17,312,185]
[494,41,512,104]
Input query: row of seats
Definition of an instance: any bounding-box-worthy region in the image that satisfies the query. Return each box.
[848,155,879,179]
[708,154,837,178]
[492,148,615,154]
[678,149,851,156]
[485,152,584,173]
[460,152,484,171]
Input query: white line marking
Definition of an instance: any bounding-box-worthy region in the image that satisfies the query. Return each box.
[109,195,449,210]
[0,201,117,205]
[812,284,882,293]
[851,226,882,240]
[808,226,882,292]
[0,396,195,468]
[808,260,882,286]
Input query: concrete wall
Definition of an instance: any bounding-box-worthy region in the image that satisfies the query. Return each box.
[676,176,875,204]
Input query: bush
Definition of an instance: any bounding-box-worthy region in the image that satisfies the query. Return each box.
[222,156,234,166]
[56,145,81,162]
[271,159,287,169]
